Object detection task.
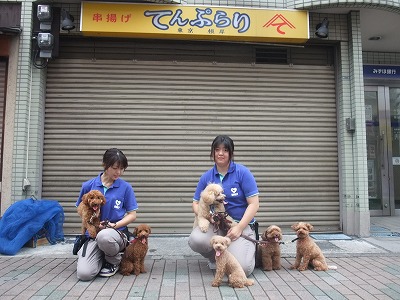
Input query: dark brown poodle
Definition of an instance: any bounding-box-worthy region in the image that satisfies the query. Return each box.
[77,190,106,238]
[258,225,282,271]
[120,224,151,276]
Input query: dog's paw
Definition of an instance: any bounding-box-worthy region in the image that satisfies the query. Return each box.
[120,271,131,276]
[199,224,209,233]
[119,268,132,276]
[230,283,245,288]
[211,280,221,287]
[245,279,254,286]
[289,265,297,270]
[88,228,97,238]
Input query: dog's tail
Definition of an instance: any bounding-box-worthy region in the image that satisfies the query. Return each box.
[328,265,337,270]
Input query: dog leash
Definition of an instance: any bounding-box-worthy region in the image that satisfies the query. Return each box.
[240,234,285,245]
[241,234,299,245]
[210,212,299,245]
[89,211,100,225]
[101,220,129,250]
[211,211,233,233]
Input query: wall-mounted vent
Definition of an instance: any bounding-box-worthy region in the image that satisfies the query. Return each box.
[256,47,288,64]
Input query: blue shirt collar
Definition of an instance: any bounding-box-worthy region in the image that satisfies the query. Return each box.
[95,173,121,188]
[213,161,235,176]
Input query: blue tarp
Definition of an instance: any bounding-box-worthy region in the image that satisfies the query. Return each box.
[0,198,65,255]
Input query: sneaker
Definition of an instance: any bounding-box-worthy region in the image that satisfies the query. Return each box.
[99,262,119,277]
[207,261,216,270]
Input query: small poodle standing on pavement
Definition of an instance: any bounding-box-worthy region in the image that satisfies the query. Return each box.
[289,222,337,271]
[210,235,254,288]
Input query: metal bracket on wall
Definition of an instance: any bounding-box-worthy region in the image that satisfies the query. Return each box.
[346,117,356,132]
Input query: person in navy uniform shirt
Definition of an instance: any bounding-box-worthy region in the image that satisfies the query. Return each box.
[76,148,138,280]
[188,135,260,276]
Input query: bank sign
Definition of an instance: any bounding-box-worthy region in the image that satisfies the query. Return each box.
[363,65,400,79]
[80,2,309,44]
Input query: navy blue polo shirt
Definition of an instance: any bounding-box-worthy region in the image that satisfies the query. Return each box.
[76,173,138,231]
[193,162,259,223]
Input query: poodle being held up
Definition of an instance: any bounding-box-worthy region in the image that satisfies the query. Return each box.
[77,190,106,238]
[120,224,151,276]
[289,222,337,271]
[210,235,254,288]
[194,183,237,233]
[258,225,283,271]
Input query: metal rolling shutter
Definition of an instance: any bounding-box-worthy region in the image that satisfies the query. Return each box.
[43,49,338,234]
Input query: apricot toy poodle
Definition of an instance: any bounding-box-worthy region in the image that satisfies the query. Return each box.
[77,190,106,238]
[210,235,254,288]
[289,222,337,271]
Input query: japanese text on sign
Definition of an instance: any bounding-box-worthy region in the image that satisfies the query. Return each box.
[81,2,309,43]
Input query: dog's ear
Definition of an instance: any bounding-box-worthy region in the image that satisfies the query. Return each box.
[201,188,215,204]
[148,227,151,234]
[82,193,88,205]
[209,236,215,246]
[261,231,267,240]
[210,235,219,246]
[306,223,314,231]
[224,236,231,246]
[291,223,299,230]
[133,227,138,236]
[100,194,106,205]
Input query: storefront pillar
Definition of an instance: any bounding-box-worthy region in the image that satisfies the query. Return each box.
[339,11,370,237]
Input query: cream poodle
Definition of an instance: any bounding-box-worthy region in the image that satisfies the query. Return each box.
[194,183,236,233]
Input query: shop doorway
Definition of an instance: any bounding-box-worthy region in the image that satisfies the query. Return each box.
[365,86,400,216]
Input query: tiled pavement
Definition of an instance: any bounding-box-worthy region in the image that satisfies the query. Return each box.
[0,254,400,299]
[0,216,400,299]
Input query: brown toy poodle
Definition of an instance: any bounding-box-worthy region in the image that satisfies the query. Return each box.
[289,222,337,271]
[194,183,237,233]
[210,235,254,288]
[120,224,151,276]
[77,190,106,238]
[258,225,282,271]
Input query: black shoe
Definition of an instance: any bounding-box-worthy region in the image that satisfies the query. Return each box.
[99,262,119,277]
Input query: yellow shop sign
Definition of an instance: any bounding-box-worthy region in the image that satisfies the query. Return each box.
[81,2,309,43]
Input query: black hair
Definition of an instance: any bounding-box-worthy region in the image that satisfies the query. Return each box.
[210,135,234,161]
[102,148,128,170]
